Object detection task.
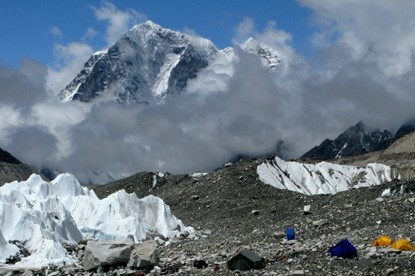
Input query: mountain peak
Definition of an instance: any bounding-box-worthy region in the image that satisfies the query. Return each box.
[58,20,282,104]
[301,121,393,160]
[59,21,217,104]
[239,37,282,71]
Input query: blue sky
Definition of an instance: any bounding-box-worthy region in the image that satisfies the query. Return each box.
[0,0,313,67]
[2,0,415,179]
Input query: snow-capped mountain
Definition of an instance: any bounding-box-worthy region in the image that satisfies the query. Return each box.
[257,156,395,195]
[301,121,393,160]
[59,21,282,104]
[240,37,282,72]
[59,21,217,104]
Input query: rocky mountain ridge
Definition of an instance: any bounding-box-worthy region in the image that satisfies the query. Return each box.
[59,21,217,104]
[301,121,393,160]
[59,21,282,105]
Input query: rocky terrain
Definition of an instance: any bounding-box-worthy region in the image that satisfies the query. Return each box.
[2,133,415,275]
[86,158,415,275]
[0,148,42,186]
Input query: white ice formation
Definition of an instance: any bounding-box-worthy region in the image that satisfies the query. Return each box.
[257,157,395,195]
[0,173,192,267]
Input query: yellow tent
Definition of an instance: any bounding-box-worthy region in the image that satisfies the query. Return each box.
[391,239,415,251]
[372,236,393,247]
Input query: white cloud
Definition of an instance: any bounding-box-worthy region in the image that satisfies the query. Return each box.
[300,0,415,75]
[82,27,97,41]
[49,26,63,39]
[234,18,300,64]
[46,42,93,94]
[234,17,255,43]
[92,1,146,45]
[0,105,23,145]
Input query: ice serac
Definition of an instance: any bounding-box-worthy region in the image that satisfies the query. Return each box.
[257,157,395,195]
[302,121,393,160]
[0,173,192,267]
[58,20,217,104]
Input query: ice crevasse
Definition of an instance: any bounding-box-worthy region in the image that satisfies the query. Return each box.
[0,173,192,267]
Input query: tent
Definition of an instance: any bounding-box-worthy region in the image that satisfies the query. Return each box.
[227,249,265,271]
[286,227,295,240]
[328,239,358,259]
[372,236,393,247]
[391,239,415,251]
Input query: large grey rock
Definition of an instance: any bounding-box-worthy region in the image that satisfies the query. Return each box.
[127,240,159,268]
[82,238,134,271]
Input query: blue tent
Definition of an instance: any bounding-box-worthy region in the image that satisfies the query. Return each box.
[328,239,357,259]
[286,227,295,240]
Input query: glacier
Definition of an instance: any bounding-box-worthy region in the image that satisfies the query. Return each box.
[257,157,395,195]
[0,173,192,267]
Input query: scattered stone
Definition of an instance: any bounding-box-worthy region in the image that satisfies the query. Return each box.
[381,188,391,197]
[193,259,208,269]
[408,198,415,203]
[312,219,329,226]
[127,240,159,269]
[303,205,311,215]
[386,268,395,275]
[273,232,286,239]
[83,238,134,271]
[291,270,305,275]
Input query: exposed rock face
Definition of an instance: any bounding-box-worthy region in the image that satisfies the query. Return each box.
[0,148,21,164]
[58,21,283,106]
[83,238,134,271]
[58,21,217,104]
[302,121,393,160]
[394,121,415,140]
[127,240,159,268]
[0,147,41,186]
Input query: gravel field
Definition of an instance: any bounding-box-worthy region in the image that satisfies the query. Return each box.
[92,158,415,275]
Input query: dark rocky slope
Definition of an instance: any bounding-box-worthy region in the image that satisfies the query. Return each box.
[0,147,41,186]
[301,121,393,161]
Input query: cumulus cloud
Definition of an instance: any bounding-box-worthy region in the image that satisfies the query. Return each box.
[2,1,415,184]
[92,1,146,45]
[299,0,415,76]
[46,42,94,93]
[234,17,255,42]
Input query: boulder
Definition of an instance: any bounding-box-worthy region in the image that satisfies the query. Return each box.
[127,240,159,269]
[83,238,134,271]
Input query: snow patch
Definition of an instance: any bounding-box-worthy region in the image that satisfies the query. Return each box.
[152,52,184,97]
[257,157,394,195]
